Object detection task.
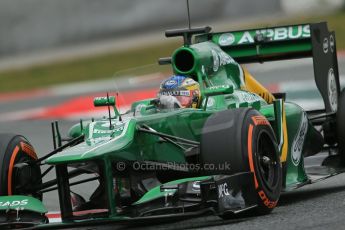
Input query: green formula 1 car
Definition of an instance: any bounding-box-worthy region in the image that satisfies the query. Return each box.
[0,22,344,229]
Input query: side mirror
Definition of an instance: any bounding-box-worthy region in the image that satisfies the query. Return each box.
[93,96,116,107]
[204,85,234,97]
[93,96,121,118]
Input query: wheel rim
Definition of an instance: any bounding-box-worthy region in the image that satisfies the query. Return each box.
[11,154,42,198]
[256,130,280,192]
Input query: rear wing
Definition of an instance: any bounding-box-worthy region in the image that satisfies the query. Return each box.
[195,22,340,113]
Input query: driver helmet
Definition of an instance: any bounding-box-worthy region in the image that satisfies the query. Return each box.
[158,75,200,109]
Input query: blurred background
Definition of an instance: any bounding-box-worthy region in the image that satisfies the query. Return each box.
[0,0,342,58]
[0,0,344,90]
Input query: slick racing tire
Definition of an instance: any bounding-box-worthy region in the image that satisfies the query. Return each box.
[337,89,345,158]
[0,133,42,199]
[201,108,282,215]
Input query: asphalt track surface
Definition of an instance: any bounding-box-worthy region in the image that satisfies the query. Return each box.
[1,58,345,229]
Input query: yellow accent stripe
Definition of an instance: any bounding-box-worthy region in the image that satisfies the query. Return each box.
[280,104,288,162]
[242,67,276,104]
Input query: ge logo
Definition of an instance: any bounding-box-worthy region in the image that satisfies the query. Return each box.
[218,182,230,198]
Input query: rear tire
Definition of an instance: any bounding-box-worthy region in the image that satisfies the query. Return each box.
[201,108,282,215]
[0,133,41,199]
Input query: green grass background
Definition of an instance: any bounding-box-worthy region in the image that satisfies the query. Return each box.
[0,11,344,93]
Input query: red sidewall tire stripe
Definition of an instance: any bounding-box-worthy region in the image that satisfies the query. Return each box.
[7,146,20,195]
[247,124,259,189]
[247,117,279,210]
[6,140,38,195]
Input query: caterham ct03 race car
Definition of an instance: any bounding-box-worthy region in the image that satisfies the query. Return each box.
[0,21,343,229]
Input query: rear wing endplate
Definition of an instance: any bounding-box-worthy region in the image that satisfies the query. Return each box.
[195,22,340,113]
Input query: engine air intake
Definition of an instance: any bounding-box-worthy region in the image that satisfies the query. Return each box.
[173,49,195,74]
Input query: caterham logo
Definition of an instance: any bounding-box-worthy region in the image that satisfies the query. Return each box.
[291,112,308,166]
[330,35,335,53]
[218,33,235,46]
[328,68,338,112]
[211,48,236,72]
[323,37,329,54]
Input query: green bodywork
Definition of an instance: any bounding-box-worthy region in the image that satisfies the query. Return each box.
[43,23,324,222]
[195,24,312,60]
[134,176,210,205]
[0,196,47,214]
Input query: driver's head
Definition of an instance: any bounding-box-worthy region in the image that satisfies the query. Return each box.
[158,75,200,109]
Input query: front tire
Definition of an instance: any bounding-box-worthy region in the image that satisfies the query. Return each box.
[0,133,41,199]
[201,108,282,215]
